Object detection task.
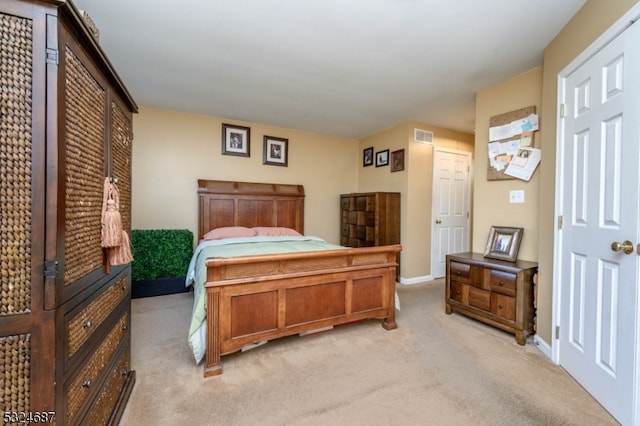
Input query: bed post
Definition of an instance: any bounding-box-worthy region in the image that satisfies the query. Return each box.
[204,287,223,377]
[382,257,398,330]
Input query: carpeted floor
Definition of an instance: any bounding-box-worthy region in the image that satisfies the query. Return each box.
[120,279,619,425]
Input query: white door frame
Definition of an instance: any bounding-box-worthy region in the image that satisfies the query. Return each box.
[552,2,640,420]
[431,147,472,278]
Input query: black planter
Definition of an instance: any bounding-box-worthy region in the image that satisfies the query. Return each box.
[132,276,189,299]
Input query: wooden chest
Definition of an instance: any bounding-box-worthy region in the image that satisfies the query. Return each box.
[445,252,537,345]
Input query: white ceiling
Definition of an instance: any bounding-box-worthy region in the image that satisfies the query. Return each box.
[73,0,586,139]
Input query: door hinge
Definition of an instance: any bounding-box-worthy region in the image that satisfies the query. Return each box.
[45,48,59,65]
[558,215,563,229]
[560,103,566,118]
[44,260,59,278]
[555,325,560,339]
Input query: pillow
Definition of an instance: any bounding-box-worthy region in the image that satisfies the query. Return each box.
[252,226,302,237]
[202,226,257,240]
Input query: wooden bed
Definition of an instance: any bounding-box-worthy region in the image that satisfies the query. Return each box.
[197,179,402,377]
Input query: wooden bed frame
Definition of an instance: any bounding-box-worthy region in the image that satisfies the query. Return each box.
[197,179,401,377]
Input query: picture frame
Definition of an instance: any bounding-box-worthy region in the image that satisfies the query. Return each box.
[391,149,405,172]
[483,226,524,262]
[263,136,288,167]
[375,149,389,167]
[363,147,374,167]
[222,123,250,157]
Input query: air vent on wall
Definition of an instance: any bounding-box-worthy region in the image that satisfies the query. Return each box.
[414,128,433,144]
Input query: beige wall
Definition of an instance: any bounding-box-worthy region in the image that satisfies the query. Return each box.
[359,122,474,280]
[473,67,541,262]
[131,106,472,282]
[535,0,639,344]
[131,106,359,244]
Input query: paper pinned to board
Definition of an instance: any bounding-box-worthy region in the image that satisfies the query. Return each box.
[504,147,541,181]
[489,113,539,142]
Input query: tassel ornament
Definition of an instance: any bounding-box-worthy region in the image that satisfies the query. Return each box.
[101,177,123,248]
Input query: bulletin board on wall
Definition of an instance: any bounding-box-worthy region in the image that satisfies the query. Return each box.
[487,105,537,181]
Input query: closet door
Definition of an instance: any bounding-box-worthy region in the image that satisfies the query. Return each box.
[0,3,52,414]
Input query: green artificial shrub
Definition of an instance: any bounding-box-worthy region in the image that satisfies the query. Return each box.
[131,229,194,282]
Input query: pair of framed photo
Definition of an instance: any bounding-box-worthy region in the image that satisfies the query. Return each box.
[221,123,288,167]
[363,147,404,172]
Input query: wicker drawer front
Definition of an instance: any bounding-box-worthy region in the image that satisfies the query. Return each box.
[66,275,129,359]
[65,312,129,425]
[82,345,130,426]
[489,270,516,296]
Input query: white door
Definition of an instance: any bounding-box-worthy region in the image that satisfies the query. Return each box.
[431,149,471,278]
[557,19,640,425]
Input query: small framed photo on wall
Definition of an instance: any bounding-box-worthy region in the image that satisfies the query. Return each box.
[263,135,288,167]
[375,149,389,167]
[222,123,250,157]
[363,147,374,167]
[391,149,405,172]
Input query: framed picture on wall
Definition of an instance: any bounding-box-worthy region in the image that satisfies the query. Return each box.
[391,149,405,172]
[263,136,288,167]
[363,147,374,167]
[375,149,389,167]
[222,123,250,157]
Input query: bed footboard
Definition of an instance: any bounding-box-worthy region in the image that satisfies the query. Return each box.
[203,245,401,377]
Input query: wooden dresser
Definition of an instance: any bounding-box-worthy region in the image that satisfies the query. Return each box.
[445,253,537,345]
[340,192,400,276]
[0,1,137,424]
[340,192,400,247]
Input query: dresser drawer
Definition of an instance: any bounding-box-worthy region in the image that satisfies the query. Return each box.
[468,287,490,311]
[64,311,130,425]
[340,196,353,210]
[450,282,466,303]
[65,274,129,360]
[449,261,471,283]
[491,293,516,321]
[81,344,131,426]
[489,270,516,296]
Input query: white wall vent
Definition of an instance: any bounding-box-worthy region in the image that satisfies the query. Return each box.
[414,128,433,144]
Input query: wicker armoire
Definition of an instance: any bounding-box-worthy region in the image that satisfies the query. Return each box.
[1,1,137,425]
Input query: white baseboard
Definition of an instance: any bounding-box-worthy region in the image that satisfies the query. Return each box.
[533,335,554,362]
[399,275,434,285]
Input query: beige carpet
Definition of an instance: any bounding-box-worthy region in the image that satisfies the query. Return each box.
[120,280,618,426]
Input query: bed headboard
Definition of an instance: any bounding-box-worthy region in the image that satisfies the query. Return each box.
[197,180,305,240]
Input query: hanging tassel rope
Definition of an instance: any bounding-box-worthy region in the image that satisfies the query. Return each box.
[101,177,123,248]
[109,230,133,265]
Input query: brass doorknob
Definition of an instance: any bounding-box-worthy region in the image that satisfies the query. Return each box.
[435,219,442,224]
[611,240,634,255]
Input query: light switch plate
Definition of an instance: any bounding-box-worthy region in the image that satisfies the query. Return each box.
[509,190,525,203]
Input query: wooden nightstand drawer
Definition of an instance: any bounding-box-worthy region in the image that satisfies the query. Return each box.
[491,293,516,321]
[489,270,516,296]
[450,261,471,283]
[469,287,490,311]
[450,282,466,303]
[65,274,129,360]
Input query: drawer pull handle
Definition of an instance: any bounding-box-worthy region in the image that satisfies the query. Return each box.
[455,290,461,295]
[121,325,128,331]
[121,369,128,377]
[499,281,505,286]
[122,284,127,291]
[82,380,92,388]
[456,271,461,276]
[498,304,504,309]
[83,320,93,329]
